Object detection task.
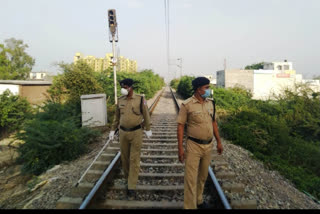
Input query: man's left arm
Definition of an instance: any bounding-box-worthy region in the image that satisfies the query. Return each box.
[212,120,223,155]
[142,96,151,131]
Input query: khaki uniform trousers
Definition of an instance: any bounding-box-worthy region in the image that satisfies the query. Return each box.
[119,128,143,190]
[184,139,213,209]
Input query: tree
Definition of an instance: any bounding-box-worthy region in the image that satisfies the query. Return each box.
[47,61,104,106]
[245,62,264,70]
[0,89,32,139]
[177,76,195,99]
[313,75,320,80]
[0,38,35,80]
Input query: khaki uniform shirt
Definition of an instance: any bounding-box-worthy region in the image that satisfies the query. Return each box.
[112,93,151,131]
[177,95,215,141]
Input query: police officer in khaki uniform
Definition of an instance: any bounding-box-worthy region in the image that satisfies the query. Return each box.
[177,77,223,209]
[109,78,152,198]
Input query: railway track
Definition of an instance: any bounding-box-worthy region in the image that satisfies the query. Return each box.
[56,86,256,209]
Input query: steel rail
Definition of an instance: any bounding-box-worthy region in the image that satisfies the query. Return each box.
[169,86,232,210]
[149,87,165,115]
[79,152,121,209]
[79,87,165,209]
[208,167,232,209]
[75,129,119,187]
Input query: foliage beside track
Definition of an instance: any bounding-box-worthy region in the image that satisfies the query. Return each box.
[173,77,320,201]
[0,90,32,139]
[176,76,195,99]
[16,102,100,175]
[14,62,164,175]
[170,78,180,90]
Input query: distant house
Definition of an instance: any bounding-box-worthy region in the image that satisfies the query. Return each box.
[216,60,319,100]
[0,80,52,105]
[29,71,47,80]
[204,75,217,86]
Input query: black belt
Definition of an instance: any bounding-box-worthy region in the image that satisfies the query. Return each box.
[188,136,212,145]
[120,125,142,132]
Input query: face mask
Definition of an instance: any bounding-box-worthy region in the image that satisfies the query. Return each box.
[121,88,129,96]
[201,89,211,98]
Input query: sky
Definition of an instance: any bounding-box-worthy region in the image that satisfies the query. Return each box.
[1,0,320,82]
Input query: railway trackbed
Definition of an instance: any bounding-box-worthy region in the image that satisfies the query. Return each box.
[56,87,256,209]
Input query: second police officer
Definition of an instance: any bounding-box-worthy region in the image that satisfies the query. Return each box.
[109,78,152,199]
[177,77,223,209]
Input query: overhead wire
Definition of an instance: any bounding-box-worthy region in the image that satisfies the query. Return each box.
[164,0,171,78]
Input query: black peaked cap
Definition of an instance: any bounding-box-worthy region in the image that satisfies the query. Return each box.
[120,78,134,87]
[192,77,210,90]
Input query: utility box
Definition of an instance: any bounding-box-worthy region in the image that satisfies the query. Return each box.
[81,94,107,127]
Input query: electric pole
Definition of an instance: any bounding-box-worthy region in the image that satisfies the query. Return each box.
[108,9,119,104]
[177,58,182,78]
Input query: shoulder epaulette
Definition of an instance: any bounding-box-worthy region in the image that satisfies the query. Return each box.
[182,97,193,105]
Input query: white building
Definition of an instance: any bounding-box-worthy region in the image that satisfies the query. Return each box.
[29,71,47,80]
[217,61,320,100]
[204,75,217,85]
[263,60,293,71]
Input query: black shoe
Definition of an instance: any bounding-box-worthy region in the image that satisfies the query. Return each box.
[197,202,209,209]
[127,189,135,200]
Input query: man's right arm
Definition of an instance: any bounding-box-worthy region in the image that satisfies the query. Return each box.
[111,104,120,131]
[177,103,188,163]
[177,123,185,163]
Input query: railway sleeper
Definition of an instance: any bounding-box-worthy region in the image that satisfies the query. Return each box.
[215,171,236,180]
[231,199,257,209]
[68,182,94,198]
[143,139,178,142]
[98,153,117,162]
[151,131,177,134]
[103,191,183,202]
[140,167,184,174]
[90,161,111,171]
[211,161,229,169]
[141,148,178,152]
[83,169,105,183]
[109,184,184,191]
[94,199,183,209]
[221,182,245,193]
[56,197,83,209]
[142,143,180,147]
[136,178,184,186]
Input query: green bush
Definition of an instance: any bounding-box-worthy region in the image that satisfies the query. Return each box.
[48,61,104,106]
[16,102,100,175]
[214,87,252,112]
[0,89,31,139]
[170,78,180,90]
[213,84,320,200]
[177,76,195,99]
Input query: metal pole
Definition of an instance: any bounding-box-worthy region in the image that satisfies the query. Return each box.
[180,58,182,78]
[177,58,182,78]
[112,35,117,105]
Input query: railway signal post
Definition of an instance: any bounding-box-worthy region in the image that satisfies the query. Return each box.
[108,9,119,104]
